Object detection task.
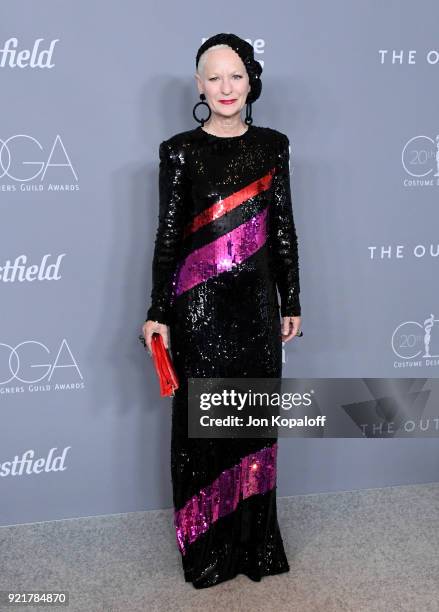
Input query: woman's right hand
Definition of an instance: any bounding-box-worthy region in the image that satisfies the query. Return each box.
[142,320,170,354]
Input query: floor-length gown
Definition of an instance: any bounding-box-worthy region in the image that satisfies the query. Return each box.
[146,123,301,589]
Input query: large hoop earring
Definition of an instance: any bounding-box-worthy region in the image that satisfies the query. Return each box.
[192,93,211,126]
[244,101,253,125]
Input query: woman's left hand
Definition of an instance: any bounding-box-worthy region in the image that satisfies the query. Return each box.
[281,316,302,342]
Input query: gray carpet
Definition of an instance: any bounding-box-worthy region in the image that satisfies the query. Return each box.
[1,483,438,612]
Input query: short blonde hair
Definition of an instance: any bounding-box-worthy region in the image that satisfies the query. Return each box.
[197,44,235,77]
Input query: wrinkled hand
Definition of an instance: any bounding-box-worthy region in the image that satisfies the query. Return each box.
[142,320,169,354]
[281,316,302,342]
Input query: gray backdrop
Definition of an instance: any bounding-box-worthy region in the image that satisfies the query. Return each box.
[1,1,438,527]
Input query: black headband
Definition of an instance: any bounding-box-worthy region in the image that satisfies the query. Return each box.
[196,33,262,104]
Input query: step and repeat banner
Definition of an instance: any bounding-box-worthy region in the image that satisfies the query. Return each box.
[1,2,438,526]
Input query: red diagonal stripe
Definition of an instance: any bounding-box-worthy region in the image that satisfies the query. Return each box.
[183,167,275,238]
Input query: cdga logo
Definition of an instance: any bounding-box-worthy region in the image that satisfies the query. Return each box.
[0,339,84,390]
[0,134,78,183]
[402,134,439,187]
[392,314,439,367]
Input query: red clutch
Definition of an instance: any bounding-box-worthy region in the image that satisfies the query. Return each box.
[139,332,179,397]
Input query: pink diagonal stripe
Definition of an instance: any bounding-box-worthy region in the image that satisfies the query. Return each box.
[174,443,278,555]
[173,205,268,298]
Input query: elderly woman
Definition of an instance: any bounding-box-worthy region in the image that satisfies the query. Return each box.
[142,32,302,589]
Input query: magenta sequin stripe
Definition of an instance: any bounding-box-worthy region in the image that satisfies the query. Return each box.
[172,205,268,297]
[174,442,278,555]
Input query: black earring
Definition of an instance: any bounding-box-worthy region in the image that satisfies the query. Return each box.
[192,93,211,126]
[244,101,253,125]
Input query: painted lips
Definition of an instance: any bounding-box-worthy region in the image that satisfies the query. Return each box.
[219,99,236,104]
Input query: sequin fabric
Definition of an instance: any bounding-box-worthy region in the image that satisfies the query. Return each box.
[146,124,301,589]
[175,443,277,555]
[173,205,268,297]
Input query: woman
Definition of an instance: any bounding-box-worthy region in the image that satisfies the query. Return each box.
[142,32,302,589]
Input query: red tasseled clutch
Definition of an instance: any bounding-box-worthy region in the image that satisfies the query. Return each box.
[138,333,179,397]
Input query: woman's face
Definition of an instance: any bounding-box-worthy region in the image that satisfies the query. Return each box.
[196,47,251,120]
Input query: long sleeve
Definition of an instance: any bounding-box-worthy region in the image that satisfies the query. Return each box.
[270,133,301,317]
[146,140,187,325]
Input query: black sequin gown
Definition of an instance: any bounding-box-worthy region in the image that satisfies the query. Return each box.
[146,124,301,589]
